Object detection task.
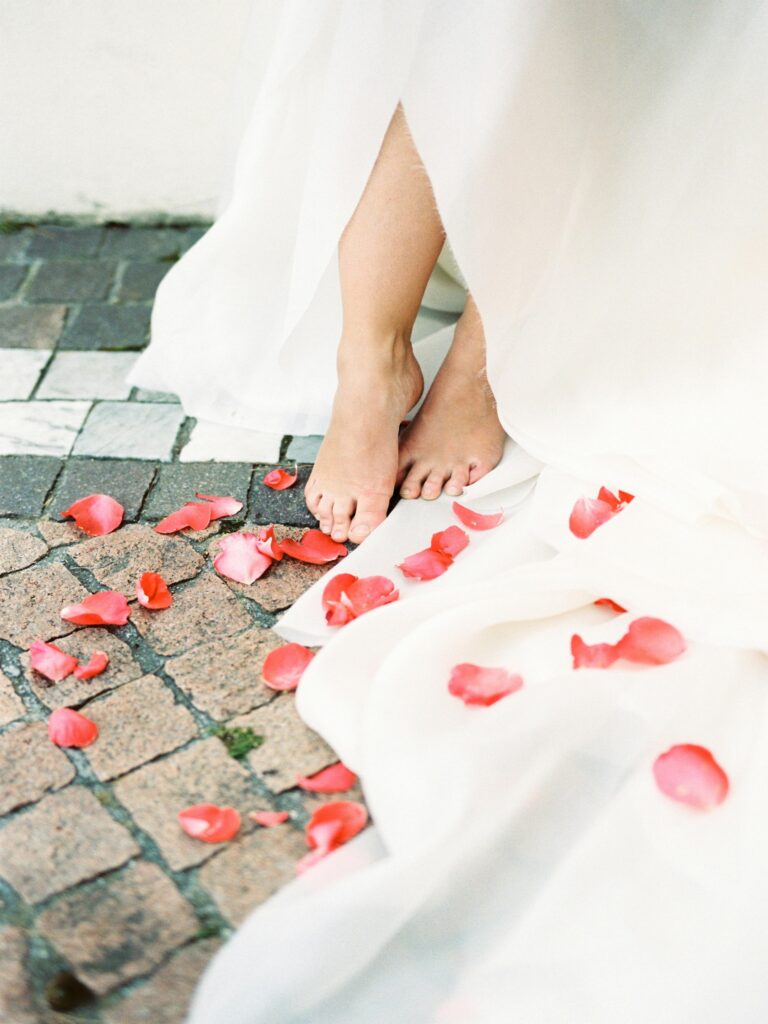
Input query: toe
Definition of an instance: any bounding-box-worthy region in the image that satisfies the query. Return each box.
[304,479,321,515]
[468,460,493,486]
[421,469,449,500]
[316,495,334,534]
[348,492,389,543]
[444,465,469,497]
[331,497,355,543]
[399,463,429,499]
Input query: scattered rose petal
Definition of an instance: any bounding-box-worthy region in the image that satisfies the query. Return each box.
[73,650,109,681]
[653,744,729,810]
[322,573,399,626]
[616,617,686,665]
[452,501,504,531]
[136,572,173,610]
[263,467,298,490]
[262,643,315,690]
[571,634,621,669]
[155,502,213,534]
[448,663,524,707]
[295,762,358,792]
[431,525,469,558]
[213,532,273,584]
[59,493,123,536]
[397,547,454,580]
[594,598,627,613]
[60,591,131,626]
[29,640,78,681]
[177,804,241,843]
[295,800,368,874]
[322,573,360,626]
[254,525,283,561]
[569,487,634,539]
[48,707,99,748]
[195,493,244,520]
[279,529,347,565]
[248,810,290,827]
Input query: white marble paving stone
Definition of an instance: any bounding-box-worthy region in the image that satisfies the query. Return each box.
[35,351,139,400]
[133,387,179,403]
[285,434,323,463]
[72,402,184,460]
[179,420,282,463]
[0,350,51,400]
[0,401,91,456]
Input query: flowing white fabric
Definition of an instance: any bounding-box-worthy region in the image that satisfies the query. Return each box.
[128,2,768,1020]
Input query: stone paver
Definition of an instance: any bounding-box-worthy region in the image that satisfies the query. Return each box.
[0,926,38,1024]
[36,351,138,400]
[36,517,86,546]
[103,937,221,1024]
[285,434,323,463]
[133,387,178,402]
[132,573,251,657]
[0,400,90,456]
[0,561,88,647]
[179,421,281,464]
[52,458,156,522]
[0,349,50,400]
[72,402,184,459]
[234,695,337,793]
[0,721,76,815]
[199,825,308,925]
[26,261,116,302]
[0,455,62,516]
[69,522,203,592]
[142,462,252,522]
[59,303,152,351]
[114,738,257,870]
[249,464,317,527]
[27,224,105,259]
[0,787,139,903]
[84,675,198,781]
[20,627,143,709]
[37,862,197,994]
[0,304,66,348]
[165,628,281,720]
[0,525,48,574]
[101,227,187,260]
[0,263,28,301]
[0,670,25,726]
[116,261,170,302]
[0,229,32,261]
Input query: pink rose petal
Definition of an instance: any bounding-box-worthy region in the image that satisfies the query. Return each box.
[263,467,298,490]
[248,810,290,827]
[261,643,315,690]
[279,529,347,565]
[155,501,213,534]
[29,640,78,681]
[60,591,131,626]
[254,525,283,561]
[195,493,244,520]
[213,532,273,584]
[397,547,454,581]
[616,617,686,665]
[452,501,504,531]
[295,762,358,792]
[136,572,173,610]
[431,525,469,558]
[59,493,123,536]
[177,804,241,843]
[48,707,98,748]
[653,744,729,810]
[73,650,109,680]
[448,663,524,707]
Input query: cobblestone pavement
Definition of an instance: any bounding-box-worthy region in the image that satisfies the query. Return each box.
[0,224,363,1022]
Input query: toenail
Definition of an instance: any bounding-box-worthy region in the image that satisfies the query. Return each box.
[446,485,461,495]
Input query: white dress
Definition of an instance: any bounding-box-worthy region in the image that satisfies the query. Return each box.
[127,2,768,1021]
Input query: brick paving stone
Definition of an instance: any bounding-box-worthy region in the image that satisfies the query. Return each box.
[27,224,105,259]
[116,261,170,301]
[132,573,251,657]
[0,561,88,647]
[0,399,91,456]
[36,351,138,400]
[233,694,337,793]
[285,434,323,463]
[0,228,32,261]
[26,261,117,303]
[52,459,155,522]
[84,675,198,781]
[0,926,38,1024]
[142,462,252,522]
[101,227,187,260]
[0,524,48,574]
[0,303,66,348]
[179,422,281,464]
[249,464,318,527]
[198,825,308,925]
[103,937,222,1024]
[0,721,76,815]
[20,627,143,709]
[0,670,25,726]
[72,402,183,460]
[0,455,61,515]
[69,523,203,592]
[0,263,28,300]
[60,303,152,350]
[165,627,281,720]
[0,787,139,903]
[114,738,257,870]
[36,518,85,546]
[0,348,50,399]
[37,861,197,994]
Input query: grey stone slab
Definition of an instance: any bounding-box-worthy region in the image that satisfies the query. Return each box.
[181,226,210,250]
[0,304,66,348]
[101,226,187,260]
[59,303,151,350]
[0,350,50,400]
[26,225,105,259]
[52,458,156,521]
[179,421,281,463]
[0,456,62,515]
[249,463,316,527]
[116,261,170,301]
[36,351,137,400]
[0,401,90,456]
[142,462,251,521]
[133,387,179,402]
[0,266,28,301]
[26,261,116,302]
[0,230,32,262]
[72,401,184,460]
[285,434,323,463]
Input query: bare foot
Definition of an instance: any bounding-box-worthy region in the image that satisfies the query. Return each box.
[397,306,506,500]
[305,334,423,543]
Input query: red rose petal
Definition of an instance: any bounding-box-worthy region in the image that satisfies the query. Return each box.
[254,525,283,561]
[653,744,729,810]
[597,486,621,511]
[295,800,368,874]
[617,617,686,665]
[29,640,78,681]
[61,591,131,626]
[447,663,524,707]
[263,467,298,491]
[213,532,273,584]
[617,490,635,505]
[248,810,290,827]
[195,493,244,520]
[594,598,627,613]
[60,493,123,536]
[48,707,98,748]
[295,762,358,793]
[322,573,359,626]
[262,643,315,690]
[452,501,505,531]
[73,650,109,680]
[136,572,173,610]
[431,525,469,558]
[177,804,241,843]
[154,501,213,534]
[397,547,454,580]
[568,496,616,539]
[279,529,348,565]
[321,573,399,626]
[570,634,621,669]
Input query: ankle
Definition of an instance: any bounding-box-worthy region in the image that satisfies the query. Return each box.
[336,327,414,379]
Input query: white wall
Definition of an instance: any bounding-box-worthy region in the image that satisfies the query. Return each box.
[0,0,275,220]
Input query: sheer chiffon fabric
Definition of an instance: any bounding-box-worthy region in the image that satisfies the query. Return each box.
[129,2,768,1020]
